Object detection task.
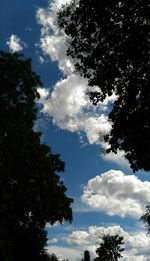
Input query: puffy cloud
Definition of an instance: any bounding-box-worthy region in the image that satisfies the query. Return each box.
[67,226,150,260]
[36,0,129,166]
[81,170,150,218]
[47,225,150,260]
[41,75,88,121]
[37,87,49,100]
[67,225,125,248]
[37,74,112,144]
[36,2,74,76]
[101,150,129,167]
[6,35,26,53]
[47,245,82,261]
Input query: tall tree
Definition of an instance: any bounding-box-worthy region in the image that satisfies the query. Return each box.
[0,51,73,260]
[94,234,124,261]
[57,0,150,172]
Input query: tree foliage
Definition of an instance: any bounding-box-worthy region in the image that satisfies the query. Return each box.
[57,0,150,172]
[94,234,124,261]
[0,51,73,260]
[47,253,59,261]
[140,205,150,233]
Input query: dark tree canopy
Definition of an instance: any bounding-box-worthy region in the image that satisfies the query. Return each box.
[140,205,150,233]
[0,51,73,260]
[94,234,124,261]
[57,0,150,172]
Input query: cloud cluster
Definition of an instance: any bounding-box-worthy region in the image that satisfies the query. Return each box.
[36,0,131,167]
[47,225,150,261]
[81,170,150,218]
[47,245,82,261]
[36,0,118,147]
[6,34,26,53]
[38,75,112,144]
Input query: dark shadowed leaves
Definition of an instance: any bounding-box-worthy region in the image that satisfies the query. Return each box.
[57,0,150,172]
[94,234,124,261]
[0,51,73,260]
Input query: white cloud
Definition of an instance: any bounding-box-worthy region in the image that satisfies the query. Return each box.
[46,221,61,229]
[47,225,150,261]
[101,149,129,168]
[47,245,82,261]
[6,35,26,53]
[48,238,59,243]
[36,0,129,166]
[81,170,150,218]
[37,87,49,100]
[36,3,74,76]
[38,74,112,144]
[41,75,88,121]
[67,225,125,248]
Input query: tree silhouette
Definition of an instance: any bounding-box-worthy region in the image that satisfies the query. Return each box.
[140,205,150,233]
[94,234,124,261]
[48,253,59,261]
[0,51,73,260]
[57,0,150,172]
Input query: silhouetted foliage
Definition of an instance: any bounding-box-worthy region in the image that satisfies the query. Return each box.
[94,234,124,261]
[140,205,150,233]
[48,253,59,261]
[57,0,150,172]
[0,51,73,260]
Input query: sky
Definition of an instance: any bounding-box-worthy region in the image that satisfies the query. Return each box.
[1,0,150,260]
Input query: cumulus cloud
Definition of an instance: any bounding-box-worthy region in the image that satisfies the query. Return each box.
[101,150,129,167]
[36,2,74,75]
[36,0,130,167]
[47,245,82,261]
[37,74,112,144]
[6,34,26,53]
[47,225,150,261]
[37,87,49,100]
[81,170,150,218]
[36,0,117,144]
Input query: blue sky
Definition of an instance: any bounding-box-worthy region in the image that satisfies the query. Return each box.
[1,0,150,260]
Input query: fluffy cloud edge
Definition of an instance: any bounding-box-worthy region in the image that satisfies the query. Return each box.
[81,169,150,218]
[47,225,150,261]
[6,34,27,53]
[36,0,131,168]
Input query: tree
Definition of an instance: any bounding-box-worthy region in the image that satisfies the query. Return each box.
[57,0,150,172]
[94,234,124,261]
[140,205,150,233]
[0,51,73,260]
[48,253,59,261]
